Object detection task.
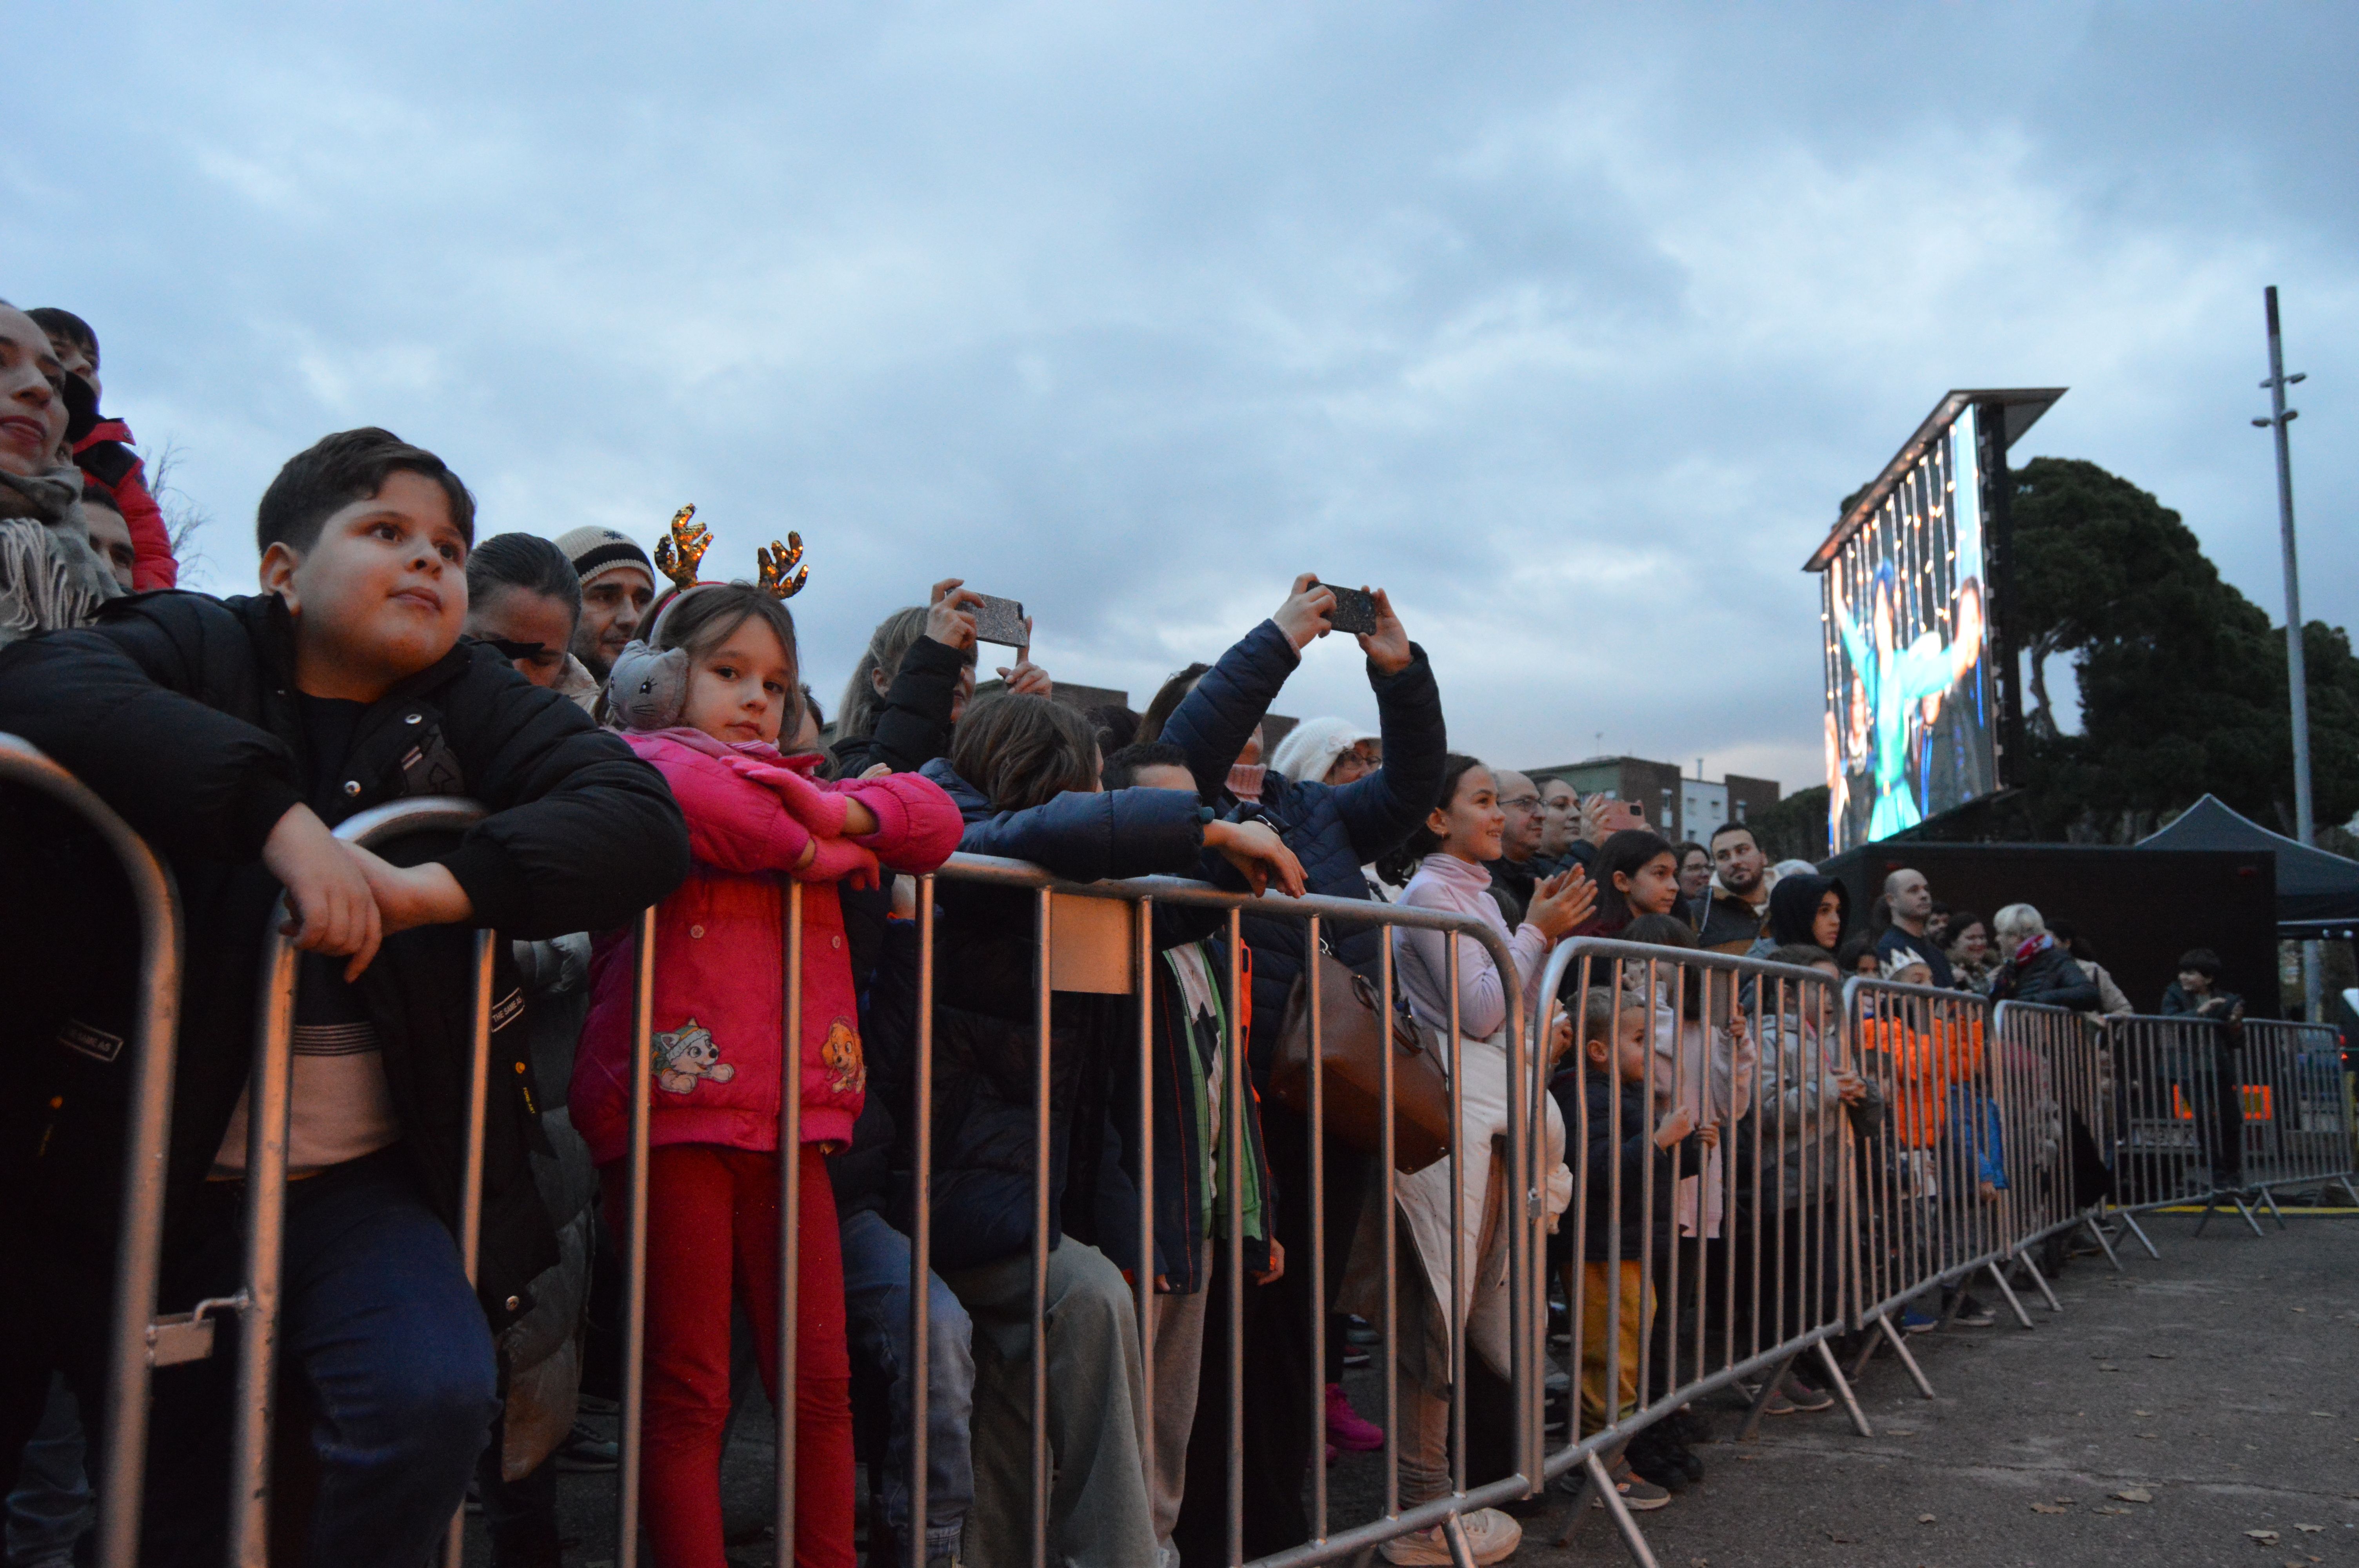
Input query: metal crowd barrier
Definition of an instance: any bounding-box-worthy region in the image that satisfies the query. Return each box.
[2221,1019,2359,1220]
[0,735,185,1568]
[1530,937,1866,1561]
[1844,975,2013,1388]
[2103,1014,2235,1246]
[608,851,1548,1568]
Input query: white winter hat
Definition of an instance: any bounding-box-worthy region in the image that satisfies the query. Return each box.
[1270,717,1379,785]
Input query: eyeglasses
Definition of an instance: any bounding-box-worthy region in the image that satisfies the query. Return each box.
[1500,795,1541,812]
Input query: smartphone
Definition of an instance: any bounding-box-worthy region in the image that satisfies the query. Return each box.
[1593,799,1647,834]
[969,593,1029,649]
[1316,582,1378,635]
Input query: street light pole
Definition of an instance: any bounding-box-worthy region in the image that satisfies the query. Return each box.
[2252,285,2320,1020]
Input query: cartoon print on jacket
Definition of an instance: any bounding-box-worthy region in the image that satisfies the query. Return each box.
[654,1019,736,1095]
[820,1018,865,1098]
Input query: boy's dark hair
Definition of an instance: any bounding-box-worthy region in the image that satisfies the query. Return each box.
[2177,947,2222,977]
[78,486,124,517]
[952,691,1098,812]
[1137,662,1212,744]
[26,307,96,366]
[1085,702,1143,758]
[466,532,581,615]
[1102,740,1190,791]
[1708,821,1755,848]
[1577,986,1625,1053]
[1835,935,1878,974]
[256,427,477,557]
[1622,912,1696,950]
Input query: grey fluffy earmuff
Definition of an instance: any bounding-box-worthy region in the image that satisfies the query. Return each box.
[604,639,691,731]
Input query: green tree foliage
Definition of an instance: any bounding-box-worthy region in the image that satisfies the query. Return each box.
[1751,783,1830,863]
[2004,457,2359,841]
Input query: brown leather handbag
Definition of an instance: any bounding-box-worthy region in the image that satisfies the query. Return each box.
[1270,949,1453,1173]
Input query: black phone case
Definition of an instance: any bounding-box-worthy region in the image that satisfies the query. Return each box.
[1319,584,1377,635]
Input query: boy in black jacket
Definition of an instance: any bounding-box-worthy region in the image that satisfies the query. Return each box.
[0,428,688,1565]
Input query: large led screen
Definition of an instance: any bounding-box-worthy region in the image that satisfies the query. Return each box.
[1821,407,1997,852]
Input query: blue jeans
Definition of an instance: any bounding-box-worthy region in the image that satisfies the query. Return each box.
[5,1375,89,1567]
[839,1209,974,1561]
[141,1149,499,1568]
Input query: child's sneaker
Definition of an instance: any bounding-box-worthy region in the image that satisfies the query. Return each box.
[1594,1459,1672,1512]
[1901,1308,1939,1332]
[1782,1379,1836,1414]
[1952,1293,1997,1327]
[1378,1509,1523,1564]
[1327,1383,1385,1451]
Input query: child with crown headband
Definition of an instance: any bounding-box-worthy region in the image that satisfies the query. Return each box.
[570,509,962,1568]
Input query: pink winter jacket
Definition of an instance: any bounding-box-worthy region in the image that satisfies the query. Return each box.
[571,728,962,1165]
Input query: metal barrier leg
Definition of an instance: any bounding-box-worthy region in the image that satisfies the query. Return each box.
[1438,1511,1478,1568]
[2117,1210,2160,1259]
[1812,1339,1872,1437]
[1583,1449,1661,1568]
[2079,1212,2123,1272]
[1874,1313,1936,1400]
[2015,1249,2062,1314]
[1983,1260,2034,1329]
[443,929,499,1568]
[2258,1187,2289,1230]
[2228,1190,2266,1238]
[2338,1175,2359,1208]
[1736,1352,1796,1442]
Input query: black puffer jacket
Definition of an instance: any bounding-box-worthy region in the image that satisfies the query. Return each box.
[0,591,688,1328]
[1992,938,2101,1013]
[829,633,968,779]
[1160,619,1447,1074]
[907,757,1210,1271]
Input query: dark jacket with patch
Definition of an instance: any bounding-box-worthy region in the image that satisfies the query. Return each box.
[1990,940,2101,1014]
[0,590,688,1328]
[1159,619,1448,1074]
[904,757,1211,1272]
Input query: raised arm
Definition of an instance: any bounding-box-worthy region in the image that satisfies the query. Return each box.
[1326,593,1446,862]
[1160,576,1339,802]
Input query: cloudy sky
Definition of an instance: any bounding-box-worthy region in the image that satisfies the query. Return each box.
[7,2,2352,795]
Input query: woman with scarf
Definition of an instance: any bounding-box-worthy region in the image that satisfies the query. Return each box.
[0,302,118,646]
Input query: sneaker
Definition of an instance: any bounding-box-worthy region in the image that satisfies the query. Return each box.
[1342,1345,1372,1370]
[555,1420,620,1471]
[1327,1383,1385,1451]
[1627,1434,1687,1495]
[1951,1294,1997,1328]
[1379,1509,1523,1565]
[1347,1316,1381,1345]
[1900,1309,1939,1333]
[1745,1384,1798,1417]
[1782,1380,1836,1414]
[1595,1461,1672,1512]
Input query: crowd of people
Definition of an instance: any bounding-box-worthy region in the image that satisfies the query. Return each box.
[0,298,2242,1568]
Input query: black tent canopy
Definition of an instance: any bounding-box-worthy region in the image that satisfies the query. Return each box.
[2137,794,2359,939]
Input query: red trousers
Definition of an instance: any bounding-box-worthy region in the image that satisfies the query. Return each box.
[611,1143,855,1568]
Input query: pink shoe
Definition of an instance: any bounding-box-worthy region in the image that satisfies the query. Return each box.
[1327,1382,1384,1451]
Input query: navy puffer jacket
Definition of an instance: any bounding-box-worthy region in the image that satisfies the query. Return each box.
[1161,620,1448,1075]
[906,758,1211,1270]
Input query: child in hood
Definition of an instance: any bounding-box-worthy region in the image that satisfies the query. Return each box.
[570,581,961,1568]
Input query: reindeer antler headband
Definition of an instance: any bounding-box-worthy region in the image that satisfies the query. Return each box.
[651,503,809,600]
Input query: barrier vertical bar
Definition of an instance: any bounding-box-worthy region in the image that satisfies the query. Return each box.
[226,912,297,1568]
[443,929,500,1567]
[1134,896,1156,1536]
[908,877,936,1568]
[0,736,185,1568]
[1379,935,1399,1524]
[1305,914,1327,1545]
[1444,933,1466,1507]
[618,906,656,1568]
[776,878,805,1563]
[1030,886,1052,1568]
[1224,907,1245,1568]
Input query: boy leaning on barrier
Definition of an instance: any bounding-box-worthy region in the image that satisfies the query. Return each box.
[0,428,689,1566]
[1570,985,1716,1513]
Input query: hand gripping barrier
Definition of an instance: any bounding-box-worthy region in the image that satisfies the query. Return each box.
[0,736,184,1568]
[1532,938,1863,1564]
[608,850,1547,1568]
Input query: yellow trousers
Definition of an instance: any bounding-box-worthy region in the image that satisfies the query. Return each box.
[1578,1260,1656,1435]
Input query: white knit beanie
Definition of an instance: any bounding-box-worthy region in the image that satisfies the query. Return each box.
[1270,717,1380,785]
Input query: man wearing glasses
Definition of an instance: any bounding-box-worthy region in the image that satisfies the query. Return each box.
[1485,769,1548,926]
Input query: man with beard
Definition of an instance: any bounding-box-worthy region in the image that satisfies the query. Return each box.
[1695,821,1772,954]
[556,525,656,682]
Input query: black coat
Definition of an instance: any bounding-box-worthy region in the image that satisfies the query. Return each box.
[829,633,967,780]
[0,591,688,1327]
[1160,619,1448,1072]
[906,757,1212,1272]
[1992,940,2101,1012]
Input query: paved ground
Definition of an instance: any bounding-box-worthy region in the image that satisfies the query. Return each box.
[1530,1210,2359,1568]
[514,1208,2358,1567]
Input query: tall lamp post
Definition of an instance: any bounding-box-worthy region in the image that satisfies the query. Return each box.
[2253,285,2321,1021]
